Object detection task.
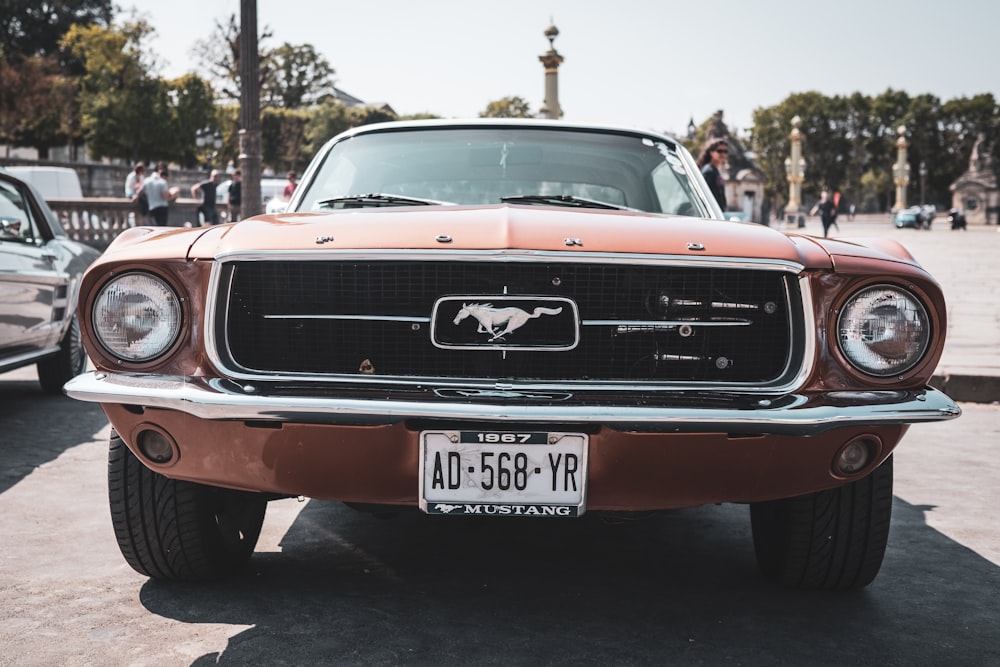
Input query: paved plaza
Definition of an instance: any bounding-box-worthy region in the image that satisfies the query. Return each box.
[780,214,1000,403]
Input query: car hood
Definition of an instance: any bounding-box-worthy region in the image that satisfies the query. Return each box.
[182,205,837,266]
[103,205,920,272]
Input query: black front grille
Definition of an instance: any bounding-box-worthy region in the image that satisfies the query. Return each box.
[218,260,800,385]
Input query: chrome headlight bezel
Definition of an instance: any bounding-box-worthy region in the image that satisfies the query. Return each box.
[92,272,182,363]
[836,283,931,378]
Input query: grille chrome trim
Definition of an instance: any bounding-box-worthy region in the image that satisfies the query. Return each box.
[204,252,815,394]
[212,248,806,273]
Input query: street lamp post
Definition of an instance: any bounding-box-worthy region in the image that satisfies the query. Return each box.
[919,160,927,206]
[239,0,263,219]
[892,125,910,212]
[195,127,222,170]
[784,115,806,227]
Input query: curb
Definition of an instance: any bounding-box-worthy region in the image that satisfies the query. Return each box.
[931,374,1000,404]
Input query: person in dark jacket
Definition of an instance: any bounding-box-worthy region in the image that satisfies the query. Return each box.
[191,169,221,225]
[809,190,838,237]
[696,138,728,210]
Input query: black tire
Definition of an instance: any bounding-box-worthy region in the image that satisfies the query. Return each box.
[108,430,267,582]
[37,314,87,394]
[750,456,893,591]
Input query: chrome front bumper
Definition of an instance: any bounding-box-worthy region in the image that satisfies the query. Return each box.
[65,371,961,436]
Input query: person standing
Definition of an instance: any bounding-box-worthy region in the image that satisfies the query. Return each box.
[696,139,728,211]
[125,162,148,222]
[227,169,243,222]
[810,190,838,238]
[138,164,178,227]
[125,162,145,198]
[283,171,297,202]
[191,169,222,225]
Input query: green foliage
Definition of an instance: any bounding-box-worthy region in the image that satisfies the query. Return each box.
[480,96,533,118]
[747,89,1000,213]
[0,0,114,62]
[261,107,309,172]
[304,99,351,156]
[0,54,79,157]
[264,43,336,109]
[62,21,216,164]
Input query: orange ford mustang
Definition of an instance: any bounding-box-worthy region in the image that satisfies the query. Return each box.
[65,120,960,588]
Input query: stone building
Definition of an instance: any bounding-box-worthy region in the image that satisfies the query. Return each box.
[950,133,998,224]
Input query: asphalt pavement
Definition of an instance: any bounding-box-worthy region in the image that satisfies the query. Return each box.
[1,217,998,665]
[783,214,1000,403]
[0,368,997,666]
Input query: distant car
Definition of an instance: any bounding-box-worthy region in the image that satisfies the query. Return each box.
[893,207,920,228]
[894,205,935,230]
[215,177,288,216]
[0,170,99,392]
[66,119,959,589]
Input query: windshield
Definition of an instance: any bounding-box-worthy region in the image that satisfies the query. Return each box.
[294,126,713,217]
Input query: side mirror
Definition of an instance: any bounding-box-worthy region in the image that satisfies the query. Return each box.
[0,217,23,239]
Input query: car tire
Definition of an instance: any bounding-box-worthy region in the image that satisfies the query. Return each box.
[37,314,87,394]
[749,456,893,591]
[108,430,267,582]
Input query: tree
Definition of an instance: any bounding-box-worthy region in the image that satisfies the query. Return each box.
[304,99,351,156]
[0,0,114,62]
[0,53,79,158]
[261,107,309,173]
[63,20,215,163]
[748,89,999,213]
[263,43,336,109]
[169,73,219,167]
[191,13,273,104]
[480,96,532,118]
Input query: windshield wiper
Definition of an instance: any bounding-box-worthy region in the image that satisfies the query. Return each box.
[499,194,626,210]
[317,193,451,209]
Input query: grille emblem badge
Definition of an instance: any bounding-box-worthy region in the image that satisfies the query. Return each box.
[453,303,562,342]
[431,296,579,351]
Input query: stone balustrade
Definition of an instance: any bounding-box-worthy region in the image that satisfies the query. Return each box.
[46,198,230,251]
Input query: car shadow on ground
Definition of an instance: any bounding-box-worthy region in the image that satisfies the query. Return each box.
[0,376,109,495]
[139,497,999,665]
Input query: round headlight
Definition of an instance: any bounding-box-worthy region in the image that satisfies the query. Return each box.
[837,284,930,377]
[93,272,181,362]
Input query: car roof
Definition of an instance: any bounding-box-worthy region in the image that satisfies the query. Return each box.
[325,118,683,148]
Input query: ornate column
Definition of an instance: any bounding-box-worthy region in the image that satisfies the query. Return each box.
[538,22,564,120]
[783,116,805,224]
[892,125,910,211]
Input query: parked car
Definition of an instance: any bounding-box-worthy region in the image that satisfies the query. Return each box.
[893,205,935,230]
[215,177,288,217]
[893,207,919,228]
[2,165,83,199]
[1,170,99,392]
[65,119,959,588]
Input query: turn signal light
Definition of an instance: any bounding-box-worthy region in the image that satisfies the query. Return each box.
[137,428,176,464]
[834,436,879,476]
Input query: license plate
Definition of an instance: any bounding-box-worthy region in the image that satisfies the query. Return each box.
[419,430,588,517]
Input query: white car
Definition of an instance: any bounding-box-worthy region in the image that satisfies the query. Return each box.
[215,177,289,215]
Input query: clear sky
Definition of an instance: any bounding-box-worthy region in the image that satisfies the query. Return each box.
[126,0,999,138]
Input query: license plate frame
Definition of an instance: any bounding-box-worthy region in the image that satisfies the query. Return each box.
[419,430,588,517]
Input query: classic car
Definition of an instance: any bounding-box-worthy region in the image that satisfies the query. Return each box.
[64,120,960,589]
[0,169,99,392]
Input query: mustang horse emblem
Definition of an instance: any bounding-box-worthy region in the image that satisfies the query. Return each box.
[453,303,563,341]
